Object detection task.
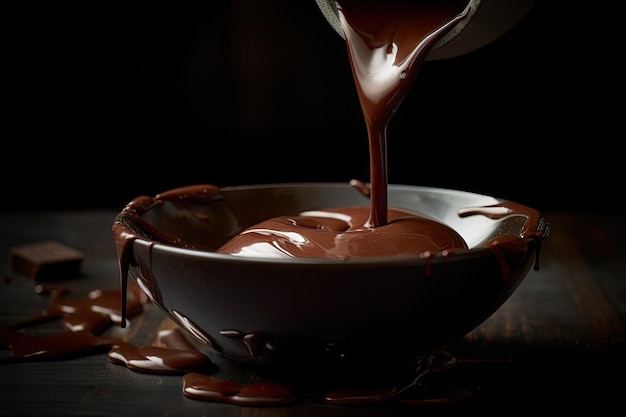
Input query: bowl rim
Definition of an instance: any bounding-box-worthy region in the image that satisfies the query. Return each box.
[121,182,545,267]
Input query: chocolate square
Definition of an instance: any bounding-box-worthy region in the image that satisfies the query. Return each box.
[9,240,84,280]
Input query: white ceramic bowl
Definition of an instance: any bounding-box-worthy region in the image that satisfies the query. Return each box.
[113,182,549,369]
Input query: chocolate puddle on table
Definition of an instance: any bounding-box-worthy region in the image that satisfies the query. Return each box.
[0,278,481,407]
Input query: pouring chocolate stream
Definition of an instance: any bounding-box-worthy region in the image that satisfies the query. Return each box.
[335,0,471,227]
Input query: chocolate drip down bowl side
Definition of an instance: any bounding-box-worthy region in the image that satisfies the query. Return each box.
[112,183,548,371]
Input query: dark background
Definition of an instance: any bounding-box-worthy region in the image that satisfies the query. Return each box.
[2,1,618,213]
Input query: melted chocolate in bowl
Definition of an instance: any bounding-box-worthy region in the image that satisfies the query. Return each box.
[216,204,469,259]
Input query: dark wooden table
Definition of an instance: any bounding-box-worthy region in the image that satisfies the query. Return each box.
[1,210,624,416]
